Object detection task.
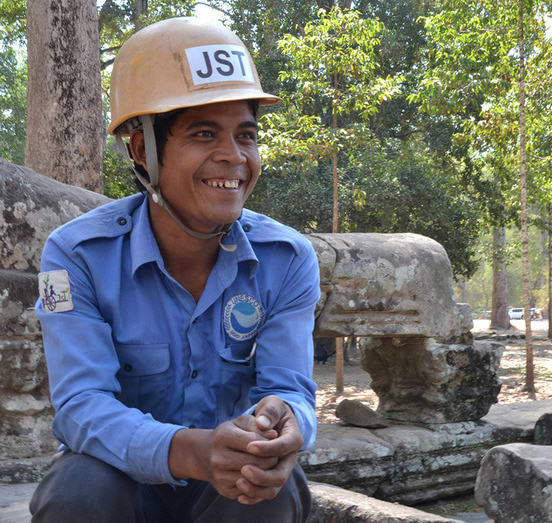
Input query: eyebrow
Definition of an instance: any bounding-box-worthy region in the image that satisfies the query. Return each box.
[185,120,259,131]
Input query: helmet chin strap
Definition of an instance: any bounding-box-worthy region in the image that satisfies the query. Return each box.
[115,114,237,252]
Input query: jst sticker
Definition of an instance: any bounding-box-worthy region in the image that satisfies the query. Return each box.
[185,45,254,85]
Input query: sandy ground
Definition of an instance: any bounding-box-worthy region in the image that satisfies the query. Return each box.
[314,319,552,423]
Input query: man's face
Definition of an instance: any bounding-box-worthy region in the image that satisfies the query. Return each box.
[158,100,261,233]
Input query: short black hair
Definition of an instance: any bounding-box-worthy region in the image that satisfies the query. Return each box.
[132,99,260,192]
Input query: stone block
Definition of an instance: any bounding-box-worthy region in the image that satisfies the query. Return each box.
[475,443,552,522]
[307,233,472,341]
[0,159,110,273]
[0,270,41,336]
[307,482,459,522]
[535,412,552,445]
[298,424,394,495]
[336,399,390,428]
[360,338,503,423]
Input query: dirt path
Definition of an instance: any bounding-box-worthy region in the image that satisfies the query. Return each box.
[314,320,552,423]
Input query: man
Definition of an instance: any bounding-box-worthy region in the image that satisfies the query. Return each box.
[30,17,319,522]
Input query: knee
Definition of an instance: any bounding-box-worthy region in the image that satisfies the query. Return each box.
[30,453,138,523]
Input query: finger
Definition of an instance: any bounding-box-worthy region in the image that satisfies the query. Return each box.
[254,396,289,431]
[233,415,279,441]
[246,421,303,458]
[237,494,264,505]
[214,417,274,454]
[210,447,278,472]
[236,477,279,503]
[240,452,297,490]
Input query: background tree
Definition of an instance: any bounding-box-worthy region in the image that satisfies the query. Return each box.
[0,0,27,165]
[270,6,401,233]
[416,0,552,395]
[26,0,103,191]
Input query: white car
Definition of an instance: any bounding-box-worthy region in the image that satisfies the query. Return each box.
[509,308,524,320]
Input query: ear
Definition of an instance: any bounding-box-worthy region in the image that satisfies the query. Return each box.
[129,130,148,172]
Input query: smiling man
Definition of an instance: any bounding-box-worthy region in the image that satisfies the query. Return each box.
[30,17,319,523]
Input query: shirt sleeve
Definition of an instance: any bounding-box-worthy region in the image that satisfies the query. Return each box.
[36,232,185,485]
[248,240,320,450]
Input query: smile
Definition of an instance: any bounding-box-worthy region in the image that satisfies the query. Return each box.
[204,179,241,189]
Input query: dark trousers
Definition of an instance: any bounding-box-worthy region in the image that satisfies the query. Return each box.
[29,451,311,522]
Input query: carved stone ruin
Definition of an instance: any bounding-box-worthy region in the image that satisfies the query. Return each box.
[310,232,503,423]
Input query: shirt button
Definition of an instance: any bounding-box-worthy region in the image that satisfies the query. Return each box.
[191,370,198,379]
[243,223,251,232]
[117,217,127,226]
[124,364,132,372]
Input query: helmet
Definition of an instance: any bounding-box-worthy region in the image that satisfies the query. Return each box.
[108,17,280,136]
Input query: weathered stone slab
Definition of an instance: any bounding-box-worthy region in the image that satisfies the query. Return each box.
[336,399,390,428]
[360,339,504,423]
[301,400,552,505]
[0,456,53,485]
[299,424,394,496]
[308,233,473,341]
[0,271,41,336]
[307,482,460,522]
[535,412,552,445]
[0,159,110,273]
[0,339,58,462]
[475,443,552,522]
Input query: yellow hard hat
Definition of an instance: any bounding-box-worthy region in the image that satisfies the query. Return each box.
[108,17,280,136]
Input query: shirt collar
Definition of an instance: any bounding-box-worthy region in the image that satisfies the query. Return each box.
[130,195,164,277]
[226,219,259,278]
[130,195,259,278]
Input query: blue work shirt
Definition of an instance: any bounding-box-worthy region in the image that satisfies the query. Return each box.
[35,193,319,486]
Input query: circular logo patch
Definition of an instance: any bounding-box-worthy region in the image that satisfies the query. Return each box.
[224,294,264,341]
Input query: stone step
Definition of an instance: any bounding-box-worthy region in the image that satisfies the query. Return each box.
[0,483,36,523]
[0,482,468,523]
[300,398,552,505]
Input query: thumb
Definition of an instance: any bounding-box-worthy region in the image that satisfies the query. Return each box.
[254,396,288,431]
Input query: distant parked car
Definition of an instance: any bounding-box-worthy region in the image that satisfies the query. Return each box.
[509,308,524,320]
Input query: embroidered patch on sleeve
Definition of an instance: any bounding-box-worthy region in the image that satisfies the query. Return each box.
[38,270,74,313]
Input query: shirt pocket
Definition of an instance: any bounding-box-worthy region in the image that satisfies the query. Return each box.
[216,341,257,424]
[115,343,170,421]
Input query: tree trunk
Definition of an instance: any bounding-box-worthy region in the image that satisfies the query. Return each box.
[490,227,511,329]
[330,76,344,393]
[134,0,148,31]
[26,0,103,192]
[518,1,535,396]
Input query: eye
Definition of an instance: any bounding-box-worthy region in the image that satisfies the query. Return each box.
[239,130,258,142]
[195,129,215,138]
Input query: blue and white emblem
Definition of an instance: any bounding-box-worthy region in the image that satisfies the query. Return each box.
[224,294,264,341]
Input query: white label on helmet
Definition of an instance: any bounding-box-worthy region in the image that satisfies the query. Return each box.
[185,45,255,85]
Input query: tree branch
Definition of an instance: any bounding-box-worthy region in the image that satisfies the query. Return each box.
[101,58,116,70]
[100,45,122,55]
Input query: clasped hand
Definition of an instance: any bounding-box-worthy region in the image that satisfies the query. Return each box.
[169,395,303,505]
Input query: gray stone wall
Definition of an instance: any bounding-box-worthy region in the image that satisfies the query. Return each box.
[0,160,110,482]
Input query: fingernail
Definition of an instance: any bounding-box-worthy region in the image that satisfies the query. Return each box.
[258,415,271,428]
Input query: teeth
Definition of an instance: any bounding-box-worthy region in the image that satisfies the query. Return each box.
[206,180,239,189]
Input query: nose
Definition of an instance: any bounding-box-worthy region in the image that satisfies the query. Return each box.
[211,136,247,165]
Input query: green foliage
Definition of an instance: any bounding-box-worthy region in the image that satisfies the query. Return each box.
[0,0,26,164]
[0,0,26,45]
[0,44,26,165]
[102,135,138,200]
